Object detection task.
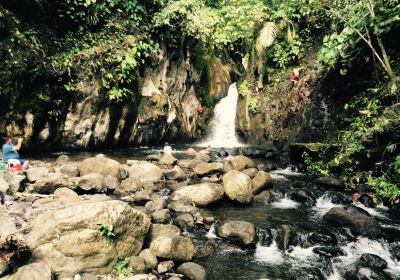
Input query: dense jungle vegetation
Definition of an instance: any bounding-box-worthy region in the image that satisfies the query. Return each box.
[0,0,399,203]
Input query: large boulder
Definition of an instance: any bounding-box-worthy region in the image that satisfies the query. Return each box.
[314,176,345,191]
[227,156,256,171]
[79,155,122,178]
[178,159,202,169]
[1,262,52,280]
[0,176,9,202]
[59,163,80,177]
[242,168,258,178]
[193,153,211,162]
[251,171,272,194]
[26,167,50,183]
[277,224,297,251]
[358,253,387,270]
[170,183,224,206]
[148,224,181,244]
[28,173,74,194]
[158,154,178,166]
[323,207,381,238]
[116,177,143,195]
[222,171,253,204]
[77,173,105,193]
[193,162,223,176]
[25,200,150,278]
[3,172,25,194]
[150,235,195,261]
[177,262,206,280]
[217,220,256,246]
[128,161,163,183]
[139,249,158,270]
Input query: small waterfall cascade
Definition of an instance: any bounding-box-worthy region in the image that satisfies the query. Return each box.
[199,83,245,147]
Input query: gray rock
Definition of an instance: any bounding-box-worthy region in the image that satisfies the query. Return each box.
[150,235,195,261]
[157,260,174,274]
[79,156,122,178]
[116,177,143,195]
[0,176,9,202]
[53,187,80,203]
[26,167,50,182]
[277,224,297,251]
[56,155,70,164]
[78,173,105,192]
[158,154,178,166]
[242,168,258,178]
[170,183,224,206]
[103,175,119,190]
[227,155,256,171]
[139,249,158,270]
[174,214,195,232]
[177,262,206,280]
[217,220,256,246]
[128,161,163,183]
[222,170,253,204]
[59,163,80,177]
[25,200,150,278]
[29,173,74,194]
[178,159,202,169]
[148,224,180,243]
[1,262,52,280]
[251,171,272,194]
[145,198,167,214]
[4,172,25,194]
[193,153,211,162]
[165,166,186,181]
[167,202,198,215]
[152,209,171,224]
[315,176,345,191]
[129,256,146,273]
[193,162,223,176]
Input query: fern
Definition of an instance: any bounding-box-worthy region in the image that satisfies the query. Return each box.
[256,22,279,55]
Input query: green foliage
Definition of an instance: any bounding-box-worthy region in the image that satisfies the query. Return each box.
[238,80,251,97]
[112,257,132,277]
[368,175,400,203]
[97,223,116,239]
[248,97,258,114]
[302,151,330,176]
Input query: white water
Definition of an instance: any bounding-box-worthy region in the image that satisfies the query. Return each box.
[313,194,343,216]
[199,83,245,148]
[270,195,300,209]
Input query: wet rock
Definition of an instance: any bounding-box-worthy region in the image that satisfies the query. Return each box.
[217,220,256,246]
[242,168,258,178]
[25,200,150,278]
[158,154,178,166]
[103,175,119,190]
[325,191,352,205]
[277,225,297,251]
[323,207,381,238]
[139,249,158,270]
[193,162,223,176]
[4,172,25,194]
[358,253,387,270]
[165,166,186,181]
[227,155,256,171]
[79,156,122,178]
[170,183,224,206]
[308,232,337,246]
[177,262,206,280]
[29,173,74,194]
[290,190,316,206]
[313,246,346,257]
[59,163,80,177]
[254,189,283,204]
[1,262,52,280]
[222,171,253,204]
[128,161,163,183]
[344,267,391,280]
[168,202,198,215]
[152,209,171,224]
[148,224,181,243]
[174,213,195,232]
[251,171,273,195]
[129,256,146,273]
[157,260,174,274]
[26,167,50,182]
[78,173,105,193]
[150,235,195,261]
[314,176,345,191]
[116,177,143,195]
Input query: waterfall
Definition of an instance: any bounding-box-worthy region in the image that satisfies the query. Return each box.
[199,83,245,147]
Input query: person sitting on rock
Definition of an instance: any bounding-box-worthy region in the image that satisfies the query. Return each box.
[2,137,30,171]
[291,66,304,87]
[186,145,197,156]
[255,80,264,95]
[217,147,229,159]
[163,142,172,155]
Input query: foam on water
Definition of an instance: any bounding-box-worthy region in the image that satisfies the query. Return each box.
[254,241,284,264]
[206,223,218,239]
[313,194,343,215]
[352,201,387,219]
[270,167,303,176]
[270,196,300,209]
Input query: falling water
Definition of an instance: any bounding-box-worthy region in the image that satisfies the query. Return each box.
[199,83,245,147]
